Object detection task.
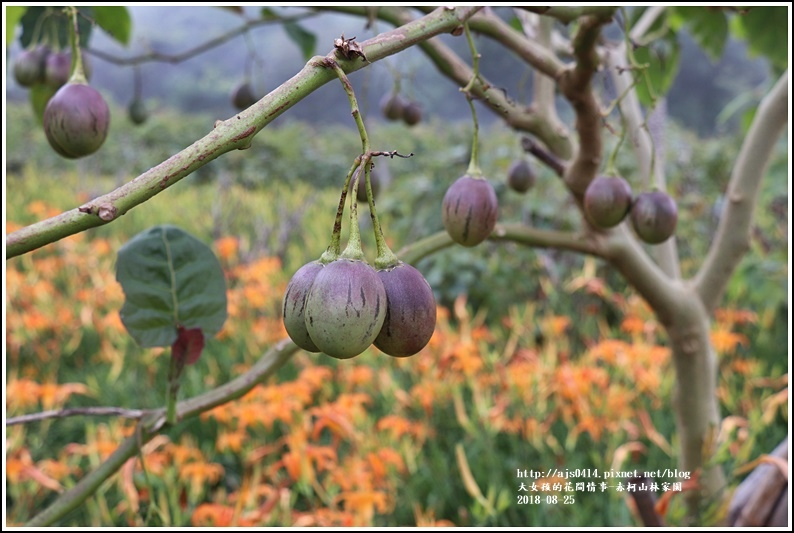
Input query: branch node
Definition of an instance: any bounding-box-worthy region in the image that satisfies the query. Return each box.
[97,204,117,222]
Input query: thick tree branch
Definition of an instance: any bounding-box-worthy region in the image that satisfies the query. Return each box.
[26,339,299,527]
[6,7,481,260]
[694,70,789,314]
[467,9,566,81]
[602,225,681,325]
[397,224,603,267]
[604,43,681,279]
[558,13,615,199]
[6,407,147,426]
[315,6,574,159]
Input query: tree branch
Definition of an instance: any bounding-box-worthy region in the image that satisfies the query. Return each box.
[314,6,574,159]
[467,9,566,81]
[6,7,481,260]
[6,407,147,426]
[604,43,681,279]
[602,225,681,326]
[558,13,616,199]
[397,224,602,267]
[26,339,299,527]
[694,70,789,314]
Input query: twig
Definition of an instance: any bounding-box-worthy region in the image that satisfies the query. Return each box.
[86,11,318,66]
[521,136,566,177]
[6,407,147,426]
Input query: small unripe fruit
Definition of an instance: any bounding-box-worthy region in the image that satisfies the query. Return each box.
[507,159,536,193]
[442,175,498,247]
[380,93,406,121]
[402,101,422,126]
[43,82,110,159]
[304,259,387,359]
[13,45,50,87]
[231,82,257,110]
[128,98,149,125]
[375,262,436,358]
[282,261,324,352]
[630,190,679,244]
[584,175,633,228]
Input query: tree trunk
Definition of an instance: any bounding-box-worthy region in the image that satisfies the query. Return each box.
[664,285,725,522]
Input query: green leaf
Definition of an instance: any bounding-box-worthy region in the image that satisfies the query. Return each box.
[91,6,132,45]
[29,83,57,125]
[116,225,227,348]
[508,15,523,33]
[670,6,728,61]
[283,21,316,61]
[260,7,278,20]
[633,33,681,108]
[731,7,788,71]
[19,7,93,49]
[6,6,26,47]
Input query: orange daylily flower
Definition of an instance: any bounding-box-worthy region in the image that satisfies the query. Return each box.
[711,327,749,354]
[215,236,240,262]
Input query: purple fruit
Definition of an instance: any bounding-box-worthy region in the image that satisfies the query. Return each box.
[304,259,387,359]
[380,93,406,121]
[282,261,324,352]
[507,159,536,193]
[583,175,633,228]
[44,51,72,88]
[231,82,257,110]
[402,101,422,126]
[13,45,50,87]
[442,175,498,247]
[43,82,110,159]
[630,191,679,244]
[375,262,436,358]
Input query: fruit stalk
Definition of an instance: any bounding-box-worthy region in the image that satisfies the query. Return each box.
[65,6,87,84]
[165,350,185,425]
[461,23,483,178]
[340,166,365,261]
[321,159,361,264]
[325,57,399,268]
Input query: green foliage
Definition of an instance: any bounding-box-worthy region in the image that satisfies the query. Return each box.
[632,32,681,108]
[283,20,317,61]
[730,6,789,72]
[116,225,228,348]
[18,6,93,49]
[6,6,27,46]
[670,7,729,62]
[91,6,132,46]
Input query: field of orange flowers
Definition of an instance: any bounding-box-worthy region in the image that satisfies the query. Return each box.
[5,158,788,527]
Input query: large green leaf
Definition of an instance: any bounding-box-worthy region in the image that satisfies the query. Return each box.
[91,6,132,45]
[6,6,26,46]
[116,225,227,348]
[670,6,728,62]
[18,6,93,49]
[730,6,788,71]
[283,21,317,61]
